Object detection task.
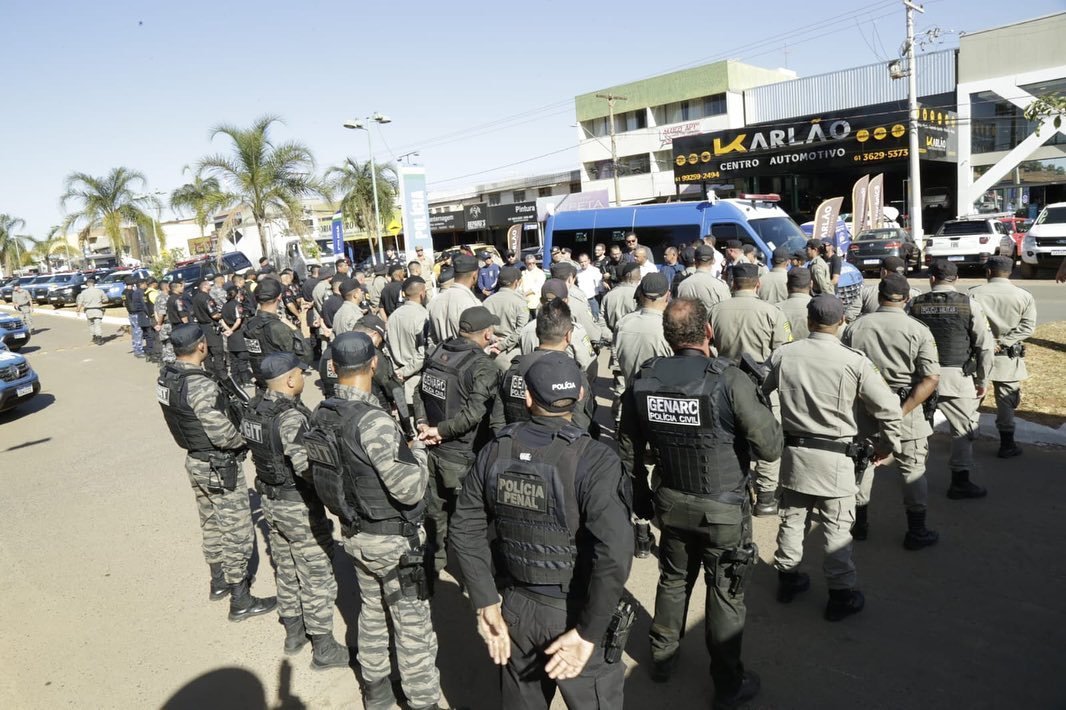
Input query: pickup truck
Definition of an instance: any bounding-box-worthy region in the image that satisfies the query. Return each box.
[0,341,40,412]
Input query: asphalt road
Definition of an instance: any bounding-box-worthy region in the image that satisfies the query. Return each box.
[893,274,1066,324]
[1,309,1064,709]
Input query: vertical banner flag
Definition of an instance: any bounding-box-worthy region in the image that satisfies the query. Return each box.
[851,175,870,238]
[867,173,885,229]
[812,196,845,247]
[398,166,434,264]
[330,211,344,255]
[506,224,522,256]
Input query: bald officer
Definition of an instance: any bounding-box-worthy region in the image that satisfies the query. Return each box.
[777,268,813,341]
[766,295,902,622]
[841,274,940,550]
[677,244,731,313]
[613,273,673,385]
[428,253,480,347]
[758,246,790,305]
[970,255,1037,459]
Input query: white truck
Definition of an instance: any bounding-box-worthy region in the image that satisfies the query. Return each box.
[1019,202,1066,279]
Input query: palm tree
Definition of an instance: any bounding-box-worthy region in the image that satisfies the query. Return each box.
[325,158,398,252]
[0,214,30,275]
[59,167,162,262]
[196,115,327,261]
[170,172,229,266]
[31,227,80,270]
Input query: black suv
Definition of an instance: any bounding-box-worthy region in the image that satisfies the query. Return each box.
[162,252,254,287]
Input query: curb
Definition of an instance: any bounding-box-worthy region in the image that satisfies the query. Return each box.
[932,409,1066,448]
[1,304,130,327]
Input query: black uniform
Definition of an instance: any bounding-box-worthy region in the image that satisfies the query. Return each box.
[322,293,344,330]
[451,418,633,709]
[166,292,190,326]
[124,286,152,354]
[380,280,403,316]
[221,299,252,385]
[241,311,310,385]
[412,335,500,574]
[192,290,226,379]
[617,350,782,697]
[490,349,597,435]
[301,276,324,360]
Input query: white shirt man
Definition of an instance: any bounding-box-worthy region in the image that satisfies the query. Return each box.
[576,254,603,302]
[634,246,657,277]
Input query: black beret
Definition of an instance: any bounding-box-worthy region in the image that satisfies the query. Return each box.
[358,314,387,341]
[987,255,1013,272]
[525,351,581,413]
[772,246,791,263]
[498,265,522,285]
[459,306,500,333]
[929,260,959,279]
[681,246,696,265]
[695,244,717,262]
[881,255,907,274]
[254,277,283,303]
[452,254,478,274]
[726,239,743,249]
[439,266,455,284]
[879,273,911,301]
[807,294,845,325]
[638,272,669,299]
[805,238,823,250]
[339,279,362,297]
[170,323,204,349]
[260,351,306,380]
[787,267,812,288]
[541,279,569,301]
[549,262,577,280]
[732,262,760,280]
[331,331,376,368]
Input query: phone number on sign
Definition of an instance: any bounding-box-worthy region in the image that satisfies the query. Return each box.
[854,148,909,162]
[677,171,722,183]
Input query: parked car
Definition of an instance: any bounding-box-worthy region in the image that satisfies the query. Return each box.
[994,216,1032,260]
[162,252,254,288]
[97,269,151,306]
[44,272,91,308]
[26,274,60,304]
[0,312,31,351]
[923,218,1004,271]
[847,228,921,274]
[0,340,40,412]
[1020,202,1066,279]
[922,186,951,210]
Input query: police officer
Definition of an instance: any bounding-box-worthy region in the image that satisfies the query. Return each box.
[777,268,812,340]
[75,275,108,344]
[552,261,610,346]
[366,263,388,315]
[415,306,501,578]
[677,244,732,312]
[154,280,173,364]
[970,255,1037,458]
[332,279,366,335]
[428,253,481,346]
[767,296,902,621]
[491,299,596,434]
[451,352,634,710]
[910,261,994,498]
[242,277,311,387]
[165,280,192,361]
[858,256,921,315]
[379,263,406,317]
[12,282,33,332]
[220,284,252,385]
[518,279,595,371]
[301,332,442,710]
[192,279,226,379]
[240,352,348,667]
[805,239,833,296]
[387,276,431,407]
[124,275,151,360]
[157,324,277,620]
[613,273,673,386]
[841,275,941,549]
[482,265,529,372]
[618,298,780,707]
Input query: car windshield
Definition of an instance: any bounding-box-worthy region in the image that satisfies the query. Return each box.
[100,272,128,283]
[164,265,203,283]
[1035,206,1066,225]
[937,221,991,236]
[857,229,900,241]
[747,217,808,253]
[51,275,73,284]
[31,275,52,284]
[222,252,252,271]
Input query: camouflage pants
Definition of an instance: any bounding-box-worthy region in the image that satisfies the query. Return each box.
[160,323,175,363]
[186,456,254,584]
[260,494,338,635]
[342,530,441,707]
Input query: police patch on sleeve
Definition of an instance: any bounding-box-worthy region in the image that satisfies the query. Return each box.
[497,473,548,512]
[244,337,262,354]
[421,372,447,401]
[156,384,170,405]
[646,395,701,426]
[240,419,264,443]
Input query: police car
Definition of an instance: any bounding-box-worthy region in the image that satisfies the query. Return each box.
[0,312,31,351]
[0,340,40,412]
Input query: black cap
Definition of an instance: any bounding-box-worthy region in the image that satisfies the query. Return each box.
[726,239,743,249]
[439,266,455,284]
[929,260,959,280]
[541,278,569,301]
[879,273,911,301]
[453,254,478,274]
[681,246,696,265]
[170,323,204,349]
[260,352,306,380]
[695,244,717,262]
[805,238,822,250]
[987,255,1013,272]
[772,246,790,263]
[339,279,362,297]
[478,251,492,260]
[459,306,500,333]
[732,262,760,280]
[787,267,812,288]
[638,272,669,299]
[255,277,283,303]
[358,314,387,341]
[807,294,845,325]
[505,249,516,258]
[549,262,576,281]
[498,265,521,285]
[882,255,906,274]
[401,276,426,291]
[620,262,641,279]
[331,331,376,368]
[790,250,806,261]
[524,351,582,413]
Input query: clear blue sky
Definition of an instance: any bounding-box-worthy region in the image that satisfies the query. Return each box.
[1,0,1062,237]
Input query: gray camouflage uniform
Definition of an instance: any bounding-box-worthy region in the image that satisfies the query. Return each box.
[156,291,174,363]
[335,383,441,707]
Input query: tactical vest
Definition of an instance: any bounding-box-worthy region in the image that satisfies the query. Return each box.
[242,314,295,378]
[242,394,308,487]
[157,365,228,452]
[420,344,478,426]
[500,351,546,425]
[301,398,424,527]
[910,291,972,368]
[632,356,745,496]
[486,424,587,588]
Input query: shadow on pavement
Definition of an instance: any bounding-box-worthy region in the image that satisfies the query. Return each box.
[3,436,52,452]
[160,661,307,710]
[14,344,40,354]
[0,393,55,421]
[1027,336,1066,353]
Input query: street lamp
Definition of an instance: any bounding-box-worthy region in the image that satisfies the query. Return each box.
[344,113,392,263]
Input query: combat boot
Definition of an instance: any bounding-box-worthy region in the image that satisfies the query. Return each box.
[309,634,349,670]
[825,588,865,622]
[227,577,277,622]
[208,563,229,601]
[634,522,653,559]
[903,510,939,550]
[713,670,761,710]
[997,430,1022,458]
[947,470,987,500]
[776,570,810,604]
[650,649,680,683]
[281,616,309,655]
[361,676,396,710]
[851,505,869,541]
[753,491,778,517]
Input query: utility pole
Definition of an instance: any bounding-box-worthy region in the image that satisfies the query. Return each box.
[596,93,627,206]
[905,0,925,241]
